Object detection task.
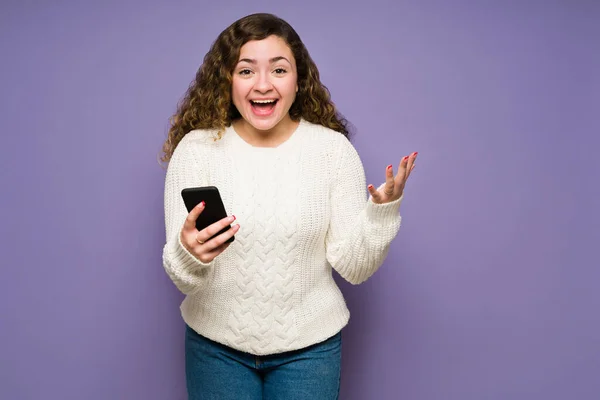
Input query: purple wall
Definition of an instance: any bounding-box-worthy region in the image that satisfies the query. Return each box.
[1,1,598,399]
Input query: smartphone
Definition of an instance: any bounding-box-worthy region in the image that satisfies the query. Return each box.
[181,186,234,243]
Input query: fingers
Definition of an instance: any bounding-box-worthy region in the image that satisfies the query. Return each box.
[195,215,238,248]
[368,184,383,203]
[205,223,240,249]
[191,220,240,264]
[180,203,239,262]
[384,164,395,195]
[395,152,417,185]
[395,156,408,186]
[199,215,237,242]
[184,201,205,229]
[405,152,417,179]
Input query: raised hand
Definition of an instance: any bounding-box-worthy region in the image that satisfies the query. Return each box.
[368,152,417,204]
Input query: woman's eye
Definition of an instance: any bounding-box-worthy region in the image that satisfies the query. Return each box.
[239,69,252,75]
[274,68,287,74]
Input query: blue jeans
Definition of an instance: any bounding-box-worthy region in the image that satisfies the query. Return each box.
[185,325,342,399]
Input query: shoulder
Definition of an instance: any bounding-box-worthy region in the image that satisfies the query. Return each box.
[173,128,227,156]
[178,128,224,149]
[299,119,356,155]
[298,119,363,176]
[168,128,224,170]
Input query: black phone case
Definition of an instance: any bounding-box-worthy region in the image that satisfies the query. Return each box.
[181,186,234,243]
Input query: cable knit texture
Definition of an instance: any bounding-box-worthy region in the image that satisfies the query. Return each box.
[162,118,403,355]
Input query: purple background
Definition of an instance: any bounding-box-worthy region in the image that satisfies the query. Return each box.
[1,1,599,399]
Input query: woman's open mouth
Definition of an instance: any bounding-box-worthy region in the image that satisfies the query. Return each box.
[250,99,278,116]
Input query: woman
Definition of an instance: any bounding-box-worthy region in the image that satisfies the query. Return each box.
[161,12,417,400]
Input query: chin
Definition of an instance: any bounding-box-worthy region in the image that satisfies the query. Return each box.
[247,115,283,132]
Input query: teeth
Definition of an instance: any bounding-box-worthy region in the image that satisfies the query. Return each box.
[252,100,276,104]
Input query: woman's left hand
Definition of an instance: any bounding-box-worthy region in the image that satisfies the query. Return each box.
[368,152,417,204]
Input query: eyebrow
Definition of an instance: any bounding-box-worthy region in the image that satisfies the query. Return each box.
[237,56,291,65]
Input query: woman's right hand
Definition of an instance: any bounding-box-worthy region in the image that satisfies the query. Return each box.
[180,201,240,264]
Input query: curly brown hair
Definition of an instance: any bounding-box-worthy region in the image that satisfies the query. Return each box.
[161,13,351,163]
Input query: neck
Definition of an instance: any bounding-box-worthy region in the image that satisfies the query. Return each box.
[233,116,299,148]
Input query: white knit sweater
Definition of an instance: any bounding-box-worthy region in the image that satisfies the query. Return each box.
[162,118,403,355]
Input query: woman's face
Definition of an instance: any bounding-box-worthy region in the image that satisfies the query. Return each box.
[231,35,298,133]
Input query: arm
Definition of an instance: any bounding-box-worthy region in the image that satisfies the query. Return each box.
[162,140,213,295]
[325,140,403,285]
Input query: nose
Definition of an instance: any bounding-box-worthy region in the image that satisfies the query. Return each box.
[253,72,273,93]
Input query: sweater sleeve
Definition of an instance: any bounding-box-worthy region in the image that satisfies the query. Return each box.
[162,138,213,295]
[325,139,403,285]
